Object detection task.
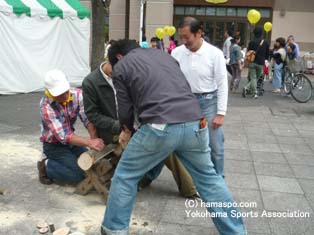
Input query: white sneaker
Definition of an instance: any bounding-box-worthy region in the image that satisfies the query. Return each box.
[272,89,280,93]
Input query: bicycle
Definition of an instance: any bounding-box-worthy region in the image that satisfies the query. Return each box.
[282,57,313,103]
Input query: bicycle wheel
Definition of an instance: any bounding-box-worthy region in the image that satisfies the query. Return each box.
[283,72,292,95]
[290,74,313,103]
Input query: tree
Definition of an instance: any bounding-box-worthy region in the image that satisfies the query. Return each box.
[90,0,109,70]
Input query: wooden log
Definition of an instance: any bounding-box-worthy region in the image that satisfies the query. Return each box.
[37,222,48,229]
[89,171,109,197]
[75,172,94,195]
[49,223,55,233]
[77,144,116,171]
[95,159,112,176]
[113,144,123,157]
[77,152,94,171]
[38,227,49,234]
[52,227,70,235]
[100,169,114,184]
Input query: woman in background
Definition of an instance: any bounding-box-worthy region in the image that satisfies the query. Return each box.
[272,37,286,93]
[229,35,243,93]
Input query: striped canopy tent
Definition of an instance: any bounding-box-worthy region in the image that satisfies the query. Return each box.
[0,0,91,94]
[1,0,90,18]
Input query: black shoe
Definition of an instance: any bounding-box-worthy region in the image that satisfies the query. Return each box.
[186,192,201,200]
[101,227,107,235]
[242,87,247,98]
[37,159,53,185]
[138,175,152,191]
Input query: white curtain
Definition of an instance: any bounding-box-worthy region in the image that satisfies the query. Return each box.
[0,13,90,94]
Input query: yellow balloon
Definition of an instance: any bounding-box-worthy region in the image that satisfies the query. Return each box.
[164,26,170,35]
[264,22,272,32]
[168,26,176,36]
[247,9,261,25]
[155,27,165,39]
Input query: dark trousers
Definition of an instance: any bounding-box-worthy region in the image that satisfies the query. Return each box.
[230,64,242,90]
[43,142,87,183]
[226,64,233,75]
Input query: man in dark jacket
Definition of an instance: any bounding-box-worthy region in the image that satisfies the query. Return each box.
[82,59,198,198]
[82,61,120,145]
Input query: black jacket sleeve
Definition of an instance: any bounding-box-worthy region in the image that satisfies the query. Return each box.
[82,79,120,135]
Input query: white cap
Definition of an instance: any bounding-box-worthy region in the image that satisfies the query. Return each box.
[44,69,70,96]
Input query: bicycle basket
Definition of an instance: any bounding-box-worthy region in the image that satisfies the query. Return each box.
[287,59,305,73]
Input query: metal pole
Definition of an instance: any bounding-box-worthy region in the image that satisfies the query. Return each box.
[139,0,145,44]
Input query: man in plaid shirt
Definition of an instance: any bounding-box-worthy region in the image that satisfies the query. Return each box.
[38,69,104,185]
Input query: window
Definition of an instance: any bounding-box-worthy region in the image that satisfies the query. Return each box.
[174,6,185,15]
[260,9,271,18]
[216,7,226,16]
[185,7,196,15]
[196,7,206,16]
[227,8,236,16]
[206,7,216,16]
[237,8,247,17]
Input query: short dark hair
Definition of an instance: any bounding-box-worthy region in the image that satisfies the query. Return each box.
[108,39,139,67]
[178,16,202,35]
[150,37,158,43]
[276,37,286,48]
[109,39,116,44]
[253,27,263,38]
[226,30,233,37]
[287,42,296,50]
[231,35,240,44]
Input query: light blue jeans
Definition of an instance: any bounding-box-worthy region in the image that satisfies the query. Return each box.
[101,121,246,235]
[195,92,225,176]
[273,62,283,89]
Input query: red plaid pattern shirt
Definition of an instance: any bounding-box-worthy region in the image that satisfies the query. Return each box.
[40,88,89,144]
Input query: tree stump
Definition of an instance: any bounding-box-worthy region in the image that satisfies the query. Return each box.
[52,227,70,235]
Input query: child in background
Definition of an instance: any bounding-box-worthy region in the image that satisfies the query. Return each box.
[286,43,296,62]
[167,36,177,54]
[140,36,149,48]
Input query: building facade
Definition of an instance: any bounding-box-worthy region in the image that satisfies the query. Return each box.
[109,0,314,52]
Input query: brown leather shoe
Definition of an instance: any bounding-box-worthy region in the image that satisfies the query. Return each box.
[37,159,53,185]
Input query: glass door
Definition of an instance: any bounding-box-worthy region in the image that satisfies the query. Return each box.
[202,20,249,49]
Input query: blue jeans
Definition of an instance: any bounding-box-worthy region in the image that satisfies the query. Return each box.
[273,63,283,89]
[195,92,225,176]
[102,121,246,235]
[43,142,86,183]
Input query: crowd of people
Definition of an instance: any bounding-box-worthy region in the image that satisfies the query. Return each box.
[221,27,301,99]
[36,15,304,235]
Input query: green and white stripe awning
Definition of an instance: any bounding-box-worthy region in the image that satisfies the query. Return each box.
[0,0,90,19]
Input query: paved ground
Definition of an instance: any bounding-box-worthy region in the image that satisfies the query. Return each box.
[1,73,314,235]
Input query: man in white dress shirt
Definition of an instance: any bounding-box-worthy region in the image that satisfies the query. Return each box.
[172,16,228,177]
